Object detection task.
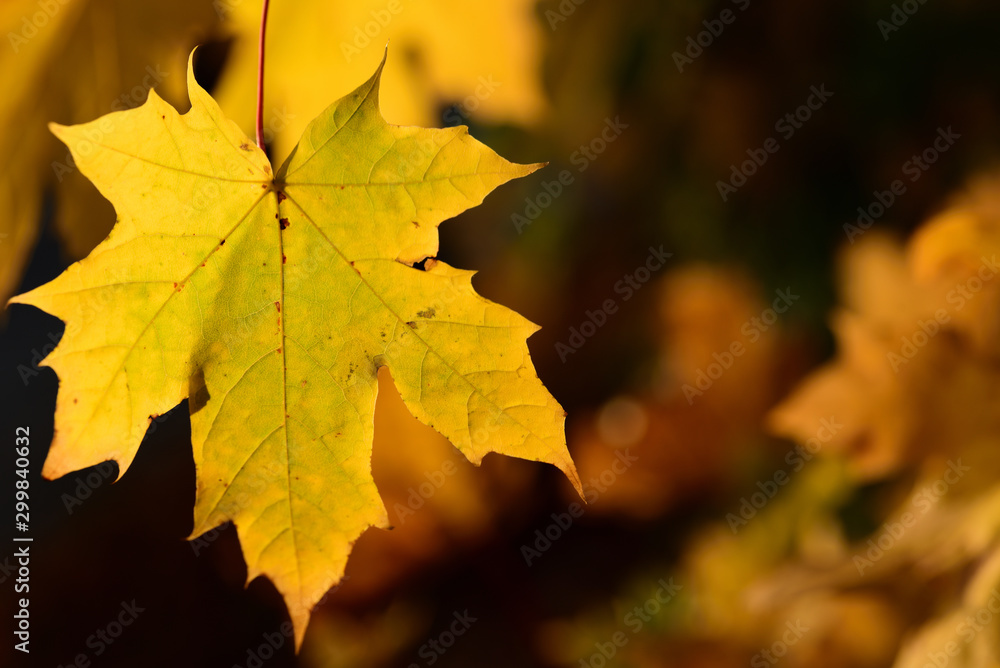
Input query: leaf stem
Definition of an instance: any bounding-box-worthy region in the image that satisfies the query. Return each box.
[255,0,271,148]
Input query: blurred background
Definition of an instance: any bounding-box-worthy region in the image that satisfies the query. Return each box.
[4,0,1000,666]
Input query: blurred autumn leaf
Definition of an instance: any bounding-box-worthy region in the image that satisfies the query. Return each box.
[769,181,1000,482]
[567,266,788,519]
[0,0,219,303]
[542,171,1000,668]
[213,0,547,159]
[671,172,1000,668]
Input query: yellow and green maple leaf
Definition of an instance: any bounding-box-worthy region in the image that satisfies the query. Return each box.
[9,51,580,647]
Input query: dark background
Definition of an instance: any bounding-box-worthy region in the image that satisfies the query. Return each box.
[4,1,1000,666]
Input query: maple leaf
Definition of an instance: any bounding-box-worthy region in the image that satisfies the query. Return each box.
[768,224,1000,482]
[0,0,219,303]
[9,51,580,647]
[213,0,547,159]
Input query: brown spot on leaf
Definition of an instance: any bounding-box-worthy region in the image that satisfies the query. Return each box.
[219,239,225,246]
[240,143,252,151]
[276,191,287,203]
[279,218,289,230]
[416,308,436,319]
[275,301,281,313]
[406,321,417,329]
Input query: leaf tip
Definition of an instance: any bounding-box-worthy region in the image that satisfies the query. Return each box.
[186,47,201,102]
[6,286,37,310]
[564,463,585,502]
[291,611,309,653]
[48,121,69,140]
[523,161,548,177]
[375,42,389,79]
